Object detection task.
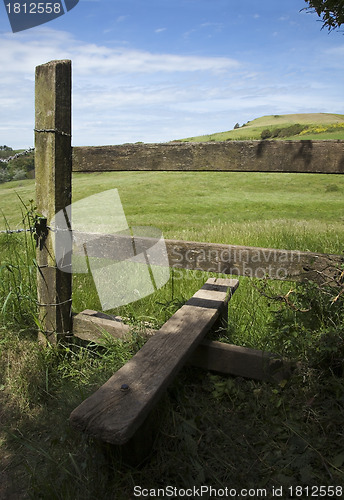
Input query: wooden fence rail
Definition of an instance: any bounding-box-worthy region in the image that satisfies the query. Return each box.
[72,141,344,174]
[72,232,342,282]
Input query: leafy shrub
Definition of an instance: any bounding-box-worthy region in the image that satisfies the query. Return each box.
[256,263,344,373]
[261,124,307,140]
[0,151,34,183]
[278,124,306,137]
[261,129,272,140]
[12,169,27,181]
[0,168,11,183]
[300,123,344,136]
[271,128,282,138]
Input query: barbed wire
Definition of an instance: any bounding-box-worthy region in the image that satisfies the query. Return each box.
[0,225,70,235]
[0,227,34,235]
[0,128,71,165]
[0,147,35,164]
[0,126,71,165]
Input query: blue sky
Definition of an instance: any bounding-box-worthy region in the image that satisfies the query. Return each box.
[1,0,344,148]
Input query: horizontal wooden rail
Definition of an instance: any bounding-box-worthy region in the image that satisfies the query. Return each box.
[72,232,343,282]
[72,141,344,174]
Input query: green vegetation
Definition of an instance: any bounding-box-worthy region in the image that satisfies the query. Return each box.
[304,0,344,31]
[179,113,344,142]
[1,171,344,253]
[0,170,343,498]
[0,146,35,184]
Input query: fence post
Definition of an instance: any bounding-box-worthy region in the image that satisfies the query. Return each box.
[35,60,72,344]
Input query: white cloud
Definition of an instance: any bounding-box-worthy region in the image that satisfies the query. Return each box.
[74,47,239,75]
[0,28,243,147]
[116,15,128,23]
[0,27,343,148]
[1,28,239,78]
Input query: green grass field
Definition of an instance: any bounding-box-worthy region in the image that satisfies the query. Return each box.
[1,171,343,253]
[1,164,344,498]
[1,169,343,353]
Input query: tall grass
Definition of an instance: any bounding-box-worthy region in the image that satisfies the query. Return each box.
[0,181,343,499]
[1,171,344,254]
[0,203,37,330]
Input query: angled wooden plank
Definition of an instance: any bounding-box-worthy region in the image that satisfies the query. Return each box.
[70,277,239,445]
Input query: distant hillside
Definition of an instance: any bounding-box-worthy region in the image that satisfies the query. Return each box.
[178,113,344,142]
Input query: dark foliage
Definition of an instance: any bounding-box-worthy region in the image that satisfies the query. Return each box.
[261,124,307,140]
[304,0,344,31]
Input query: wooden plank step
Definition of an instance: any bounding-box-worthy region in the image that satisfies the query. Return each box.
[69,277,239,445]
[73,310,295,382]
[73,309,131,342]
[188,339,295,382]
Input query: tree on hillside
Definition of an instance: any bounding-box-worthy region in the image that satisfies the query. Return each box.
[304,0,344,31]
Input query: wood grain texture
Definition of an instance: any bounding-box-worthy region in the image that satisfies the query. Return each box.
[188,339,295,382]
[73,310,130,342]
[35,60,72,343]
[72,141,344,174]
[73,311,295,383]
[70,278,239,445]
[72,232,343,283]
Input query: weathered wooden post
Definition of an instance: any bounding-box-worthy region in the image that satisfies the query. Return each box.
[35,60,72,343]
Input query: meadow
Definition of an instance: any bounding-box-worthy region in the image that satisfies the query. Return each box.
[0,170,344,499]
[180,113,344,142]
[1,170,344,252]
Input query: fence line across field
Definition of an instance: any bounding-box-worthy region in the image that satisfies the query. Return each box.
[32,59,344,344]
[3,57,340,460]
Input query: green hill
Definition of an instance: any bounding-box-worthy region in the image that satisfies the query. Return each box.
[178,113,344,142]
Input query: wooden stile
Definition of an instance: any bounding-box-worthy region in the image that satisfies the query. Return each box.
[32,60,338,462]
[73,310,296,383]
[70,278,239,445]
[35,60,72,343]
